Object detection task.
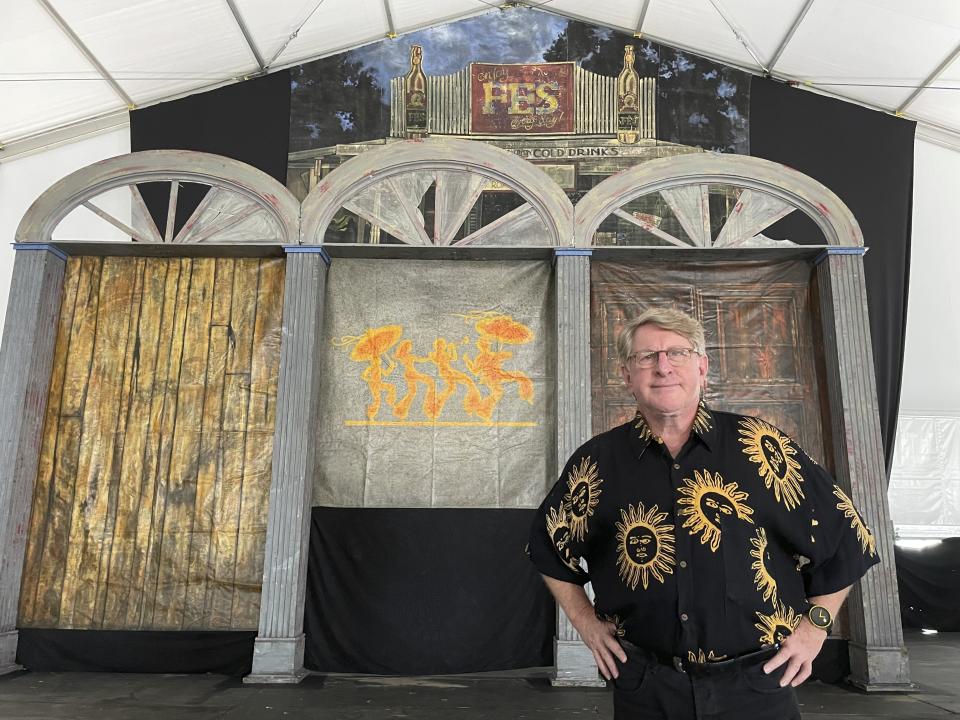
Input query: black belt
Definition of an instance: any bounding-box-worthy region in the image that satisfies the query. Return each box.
[621,640,780,676]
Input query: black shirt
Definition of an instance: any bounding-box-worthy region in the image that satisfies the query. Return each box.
[528,402,880,662]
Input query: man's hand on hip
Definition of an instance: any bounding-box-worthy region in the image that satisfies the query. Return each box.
[570,605,628,680]
[761,618,827,687]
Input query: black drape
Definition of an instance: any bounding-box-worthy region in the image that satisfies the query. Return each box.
[749,77,915,477]
[16,629,255,676]
[896,539,960,631]
[129,71,291,237]
[303,508,555,675]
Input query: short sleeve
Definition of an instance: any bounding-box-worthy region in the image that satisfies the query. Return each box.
[790,446,881,597]
[527,447,591,586]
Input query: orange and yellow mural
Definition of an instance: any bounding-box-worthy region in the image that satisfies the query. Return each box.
[334,311,536,426]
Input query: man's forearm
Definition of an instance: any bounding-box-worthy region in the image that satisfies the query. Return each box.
[542,574,593,629]
[808,585,852,621]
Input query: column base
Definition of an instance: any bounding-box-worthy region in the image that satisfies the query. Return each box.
[0,630,22,675]
[551,639,605,687]
[244,635,308,684]
[846,641,915,692]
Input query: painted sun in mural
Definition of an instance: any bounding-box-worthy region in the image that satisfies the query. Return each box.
[545,504,582,574]
[833,486,877,557]
[755,602,802,647]
[750,527,778,605]
[616,503,676,591]
[738,418,805,511]
[564,456,603,541]
[677,469,754,553]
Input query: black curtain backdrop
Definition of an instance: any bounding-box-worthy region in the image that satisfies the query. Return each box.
[749,78,915,478]
[303,508,555,675]
[16,629,255,676]
[129,71,291,238]
[896,539,960,631]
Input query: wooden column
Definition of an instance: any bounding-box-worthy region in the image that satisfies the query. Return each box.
[0,245,67,674]
[552,249,602,686]
[814,247,912,691]
[246,247,329,684]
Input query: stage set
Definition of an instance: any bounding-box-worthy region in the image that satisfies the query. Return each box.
[0,9,917,693]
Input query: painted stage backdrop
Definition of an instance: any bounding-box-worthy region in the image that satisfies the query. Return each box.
[314,259,555,508]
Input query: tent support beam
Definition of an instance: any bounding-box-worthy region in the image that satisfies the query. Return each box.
[382,0,397,37]
[634,0,651,37]
[224,0,267,73]
[897,40,960,114]
[34,0,135,108]
[705,0,767,73]
[767,0,815,73]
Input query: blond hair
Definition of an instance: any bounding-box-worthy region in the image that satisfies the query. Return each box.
[616,308,705,366]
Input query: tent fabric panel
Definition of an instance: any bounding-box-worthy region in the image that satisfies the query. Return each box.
[271,0,389,67]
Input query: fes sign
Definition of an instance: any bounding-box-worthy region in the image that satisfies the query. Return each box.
[470,62,574,134]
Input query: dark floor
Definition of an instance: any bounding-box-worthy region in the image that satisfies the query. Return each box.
[1,631,957,719]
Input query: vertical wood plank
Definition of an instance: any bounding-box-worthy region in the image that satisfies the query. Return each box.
[207,259,258,627]
[55,257,104,627]
[184,258,235,630]
[139,259,191,627]
[67,257,137,628]
[153,258,215,629]
[231,258,285,628]
[18,258,81,626]
[95,258,146,627]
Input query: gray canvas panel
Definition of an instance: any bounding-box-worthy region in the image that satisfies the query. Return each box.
[314,259,555,508]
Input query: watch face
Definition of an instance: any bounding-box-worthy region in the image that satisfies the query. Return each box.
[810,606,831,628]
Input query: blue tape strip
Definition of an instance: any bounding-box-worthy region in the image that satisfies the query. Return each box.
[284,245,331,265]
[813,247,867,265]
[12,243,68,261]
[554,248,593,257]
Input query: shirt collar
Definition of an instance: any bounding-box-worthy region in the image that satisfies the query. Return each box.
[631,399,716,452]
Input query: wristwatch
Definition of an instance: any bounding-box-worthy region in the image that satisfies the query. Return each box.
[806,603,833,631]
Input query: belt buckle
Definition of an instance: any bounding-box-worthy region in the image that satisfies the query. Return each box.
[672,656,686,674]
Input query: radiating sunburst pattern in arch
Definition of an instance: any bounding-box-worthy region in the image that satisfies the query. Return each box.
[677,469,754,552]
[738,418,805,510]
[833,486,877,557]
[616,503,676,590]
[546,504,582,574]
[755,603,802,646]
[750,527,778,605]
[564,456,603,541]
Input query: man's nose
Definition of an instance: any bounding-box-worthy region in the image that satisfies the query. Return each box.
[654,350,673,373]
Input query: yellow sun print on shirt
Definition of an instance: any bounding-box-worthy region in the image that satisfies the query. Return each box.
[833,486,877,557]
[688,649,728,663]
[616,503,676,590]
[755,602,802,646]
[563,456,603,541]
[738,418,805,510]
[750,527,778,605]
[677,469,754,552]
[546,505,582,574]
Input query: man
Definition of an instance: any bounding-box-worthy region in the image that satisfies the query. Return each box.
[528,308,879,719]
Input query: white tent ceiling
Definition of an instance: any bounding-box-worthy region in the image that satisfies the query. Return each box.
[3,0,960,157]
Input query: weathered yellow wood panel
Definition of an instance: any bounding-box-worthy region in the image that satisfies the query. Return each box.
[18,256,284,631]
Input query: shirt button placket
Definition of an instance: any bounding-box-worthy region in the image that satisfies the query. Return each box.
[672,459,694,647]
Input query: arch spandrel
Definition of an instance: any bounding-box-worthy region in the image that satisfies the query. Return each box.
[16,150,301,246]
[300,137,574,247]
[572,153,864,248]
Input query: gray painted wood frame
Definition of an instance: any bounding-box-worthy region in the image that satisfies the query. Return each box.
[551,249,604,686]
[814,248,912,690]
[246,247,330,684]
[0,245,67,674]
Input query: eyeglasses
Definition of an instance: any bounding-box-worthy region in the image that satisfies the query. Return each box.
[626,347,698,369]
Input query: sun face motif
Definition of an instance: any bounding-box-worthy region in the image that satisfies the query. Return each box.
[833,486,877,557]
[545,505,582,574]
[563,456,603,541]
[616,503,676,590]
[755,602,802,646]
[677,469,754,552]
[596,610,626,638]
[750,527,778,605]
[738,418,805,510]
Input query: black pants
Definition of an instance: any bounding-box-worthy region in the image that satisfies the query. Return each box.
[613,645,802,720]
